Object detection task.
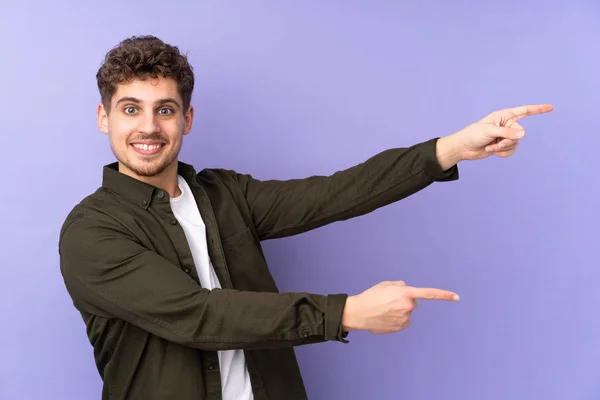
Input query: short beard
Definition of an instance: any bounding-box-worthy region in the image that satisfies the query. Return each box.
[115,147,178,177]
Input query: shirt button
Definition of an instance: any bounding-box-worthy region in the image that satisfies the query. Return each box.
[142,200,148,206]
[170,219,178,225]
[157,191,165,199]
[207,363,215,370]
[302,331,309,338]
[183,266,191,273]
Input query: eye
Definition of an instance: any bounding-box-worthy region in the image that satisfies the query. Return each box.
[124,106,137,115]
[158,108,173,116]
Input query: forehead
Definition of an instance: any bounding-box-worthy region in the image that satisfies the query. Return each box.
[112,77,181,105]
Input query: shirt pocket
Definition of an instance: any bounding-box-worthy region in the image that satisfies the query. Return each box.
[220,226,279,292]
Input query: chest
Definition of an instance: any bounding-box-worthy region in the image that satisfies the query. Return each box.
[116,184,279,293]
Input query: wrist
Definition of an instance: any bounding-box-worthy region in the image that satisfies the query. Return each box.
[341,295,361,332]
[435,134,464,171]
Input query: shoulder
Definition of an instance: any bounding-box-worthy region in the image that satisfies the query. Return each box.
[58,187,131,248]
[60,188,102,230]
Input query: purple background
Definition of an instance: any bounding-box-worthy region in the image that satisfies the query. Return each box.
[2,1,599,399]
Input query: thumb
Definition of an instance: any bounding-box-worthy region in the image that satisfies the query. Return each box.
[484,124,525,140]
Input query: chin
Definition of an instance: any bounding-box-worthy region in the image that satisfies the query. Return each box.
[118,156,174,178]
[135,161,173,177]
[132,166,167,177]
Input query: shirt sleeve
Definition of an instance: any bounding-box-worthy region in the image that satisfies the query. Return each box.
[223,137,459,240]
[59,214,349,351]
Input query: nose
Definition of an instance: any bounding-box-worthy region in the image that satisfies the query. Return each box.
[139,112,160,134]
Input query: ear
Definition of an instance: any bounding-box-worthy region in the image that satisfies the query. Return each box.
[183,105,194,136]
[97,104,109,135]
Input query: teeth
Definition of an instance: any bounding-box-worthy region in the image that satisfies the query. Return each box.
[133,144,162,151]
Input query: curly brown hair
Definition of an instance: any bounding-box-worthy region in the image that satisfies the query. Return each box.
[96,35,195,113]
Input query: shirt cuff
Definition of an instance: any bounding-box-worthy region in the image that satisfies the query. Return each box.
[420,137,460,182]
[325,293,350,343]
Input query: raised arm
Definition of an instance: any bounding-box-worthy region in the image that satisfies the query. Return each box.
[222,138,459,241]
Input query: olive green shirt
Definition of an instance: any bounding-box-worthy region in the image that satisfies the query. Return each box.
[58,137,458,400]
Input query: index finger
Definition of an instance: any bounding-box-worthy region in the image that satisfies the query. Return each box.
[404,287,460,301]
[500,104,554,121]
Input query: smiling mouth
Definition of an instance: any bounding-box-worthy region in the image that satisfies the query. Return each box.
[130,142,166,156]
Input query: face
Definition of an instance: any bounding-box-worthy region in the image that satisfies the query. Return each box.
[97,77,194,179]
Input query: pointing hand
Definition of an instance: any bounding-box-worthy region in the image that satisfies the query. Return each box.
[341,280,459,334]
[453,104,554,161]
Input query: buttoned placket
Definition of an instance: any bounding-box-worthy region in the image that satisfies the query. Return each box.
[146,187,223,398]
[147,188,200,282]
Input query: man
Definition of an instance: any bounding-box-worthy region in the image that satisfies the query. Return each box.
[58,35,553,400]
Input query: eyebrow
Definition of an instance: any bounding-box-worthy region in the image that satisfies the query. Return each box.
[115,97,182,108]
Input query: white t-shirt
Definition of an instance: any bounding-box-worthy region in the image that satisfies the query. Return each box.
[170,175,254,400]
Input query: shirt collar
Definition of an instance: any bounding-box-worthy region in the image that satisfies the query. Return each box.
[102,161,199,209]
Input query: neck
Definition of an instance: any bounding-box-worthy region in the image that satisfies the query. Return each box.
[119,160,181,198]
